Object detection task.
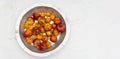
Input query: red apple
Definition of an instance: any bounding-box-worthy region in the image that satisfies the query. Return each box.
[33,39,40,47]
[39,42,46,51]
[33,27,40,35]
[23,30,32,37]
[39,26,45,33]
[33,12,40,20]
[54,18,62,25]
[41,36,48,42]
[53,29,59,36]
[57,24,66,32]
[50,35,57,42]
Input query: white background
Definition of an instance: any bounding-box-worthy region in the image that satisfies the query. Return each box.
[0,0,120,59]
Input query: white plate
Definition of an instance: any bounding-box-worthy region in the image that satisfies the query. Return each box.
[16,4,70,57]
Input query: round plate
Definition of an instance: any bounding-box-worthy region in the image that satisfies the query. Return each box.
[16,4,70,57]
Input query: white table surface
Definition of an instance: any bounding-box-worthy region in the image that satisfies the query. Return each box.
[0,0,120,59]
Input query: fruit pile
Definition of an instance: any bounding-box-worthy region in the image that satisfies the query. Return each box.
[23,11,66,51]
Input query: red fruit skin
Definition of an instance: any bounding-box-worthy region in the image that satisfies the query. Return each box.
[57,24,66,32]
[50,35,57,42]
[33,12,40,20]
[23,30,32,37]
[33,39,40,47]
[39,26,45,33]
[42,36,48,42]
[33,27,40,35]
[54,18,62,25]
[39,42,46,51]
[52,29,59,36]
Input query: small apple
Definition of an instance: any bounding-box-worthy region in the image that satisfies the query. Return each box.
[33,27,40,35]
[33,39,40,47]
[52,23,56,29]
[53,29,59,36]
[45,17,51,23]
[39,42,46,51]
[50,35,57,42]
[39,26,45,33]
[33,12,40,20]
[57,24,66,32]
[41,35,48,42]
[23,30,32,37]
[54,18,62,25]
